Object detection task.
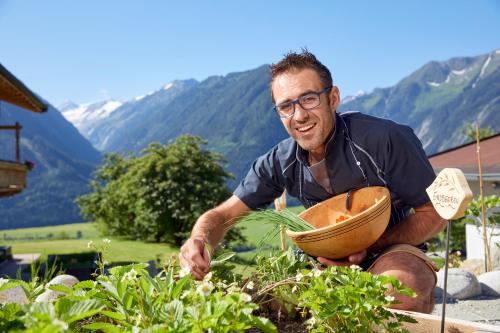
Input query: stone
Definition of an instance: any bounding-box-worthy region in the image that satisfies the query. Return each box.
[437,268,481,300]
[460,245,500,275]
[460,259,486,275]
[35,274,79,303]
[0,279,28,304]
[477,271,500,297]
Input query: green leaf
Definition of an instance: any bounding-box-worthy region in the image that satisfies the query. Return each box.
[100,281,121,303]
[73,280,95,290]
[83,322,123,333]
[101,310,126,321]
[250,316,277,333]
[48,284,73,294]
[171,276,189,299]
[56,298,104,323]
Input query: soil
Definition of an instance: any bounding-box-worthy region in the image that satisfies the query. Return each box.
[248,299,307,333]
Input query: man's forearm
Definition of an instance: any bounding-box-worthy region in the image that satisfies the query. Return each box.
[190,209,228,251]
[370,202,447,252]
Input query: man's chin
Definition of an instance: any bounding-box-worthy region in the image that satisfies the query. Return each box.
[295,139,320,152]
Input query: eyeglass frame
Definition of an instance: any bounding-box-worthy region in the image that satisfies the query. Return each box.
[273,86,333,119]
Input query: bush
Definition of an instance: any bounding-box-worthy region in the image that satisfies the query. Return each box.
[77,135,245,246]
[428,195,500,254]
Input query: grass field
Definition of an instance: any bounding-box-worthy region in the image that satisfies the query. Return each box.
[0,206,305,265]
[0,222,178,263]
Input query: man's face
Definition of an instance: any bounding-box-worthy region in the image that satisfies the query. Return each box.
[272,68,339,157]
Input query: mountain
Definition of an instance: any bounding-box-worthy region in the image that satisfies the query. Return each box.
[339,49,500,154]
[60,66,287,187]
[61,50,499,191]
[59,100,123,139]
[0,100,101,229]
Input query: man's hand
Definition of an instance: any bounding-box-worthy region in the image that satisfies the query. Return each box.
[179,237,210,280]
[317,249,367,267]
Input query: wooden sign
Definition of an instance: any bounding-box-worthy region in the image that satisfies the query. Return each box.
[426,168,473,220]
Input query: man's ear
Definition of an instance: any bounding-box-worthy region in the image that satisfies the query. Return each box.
[329,86,340,111]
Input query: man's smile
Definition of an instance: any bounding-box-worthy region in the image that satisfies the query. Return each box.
[296,123,316,133]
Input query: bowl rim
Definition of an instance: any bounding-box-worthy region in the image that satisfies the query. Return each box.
[287,197,390,242]
[286,186,390,238]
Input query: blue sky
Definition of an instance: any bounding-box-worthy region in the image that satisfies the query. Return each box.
[1,0,499,106]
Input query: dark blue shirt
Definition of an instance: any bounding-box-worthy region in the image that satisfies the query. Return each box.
[234,112,436,227]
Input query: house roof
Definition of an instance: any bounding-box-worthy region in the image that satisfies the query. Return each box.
[428,133,500,180]
[0,63,47,113]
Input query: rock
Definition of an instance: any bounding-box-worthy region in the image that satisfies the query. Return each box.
[460,259,486,275]
[460,245,500,274]
[35,274,79,303]
[437,268,481,300]
[434,287,457,303]
[477,271,500,297]
[0,279,28,304]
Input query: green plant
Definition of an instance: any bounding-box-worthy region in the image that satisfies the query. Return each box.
[251,249,416,333]
[428,195,500,254]
[77,135,245,246]
[240,209,314,232]
[297,266,416,332]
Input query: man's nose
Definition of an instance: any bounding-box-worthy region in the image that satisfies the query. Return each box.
[293,102,309,122]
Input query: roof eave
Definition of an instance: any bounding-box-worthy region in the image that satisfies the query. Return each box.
[0,63,48,113]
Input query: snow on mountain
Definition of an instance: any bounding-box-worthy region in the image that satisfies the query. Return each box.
[59,100,123,138]
[341,90,366,104]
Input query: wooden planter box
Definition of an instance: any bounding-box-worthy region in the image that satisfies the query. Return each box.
[390,309,500,333]
[0,160,27,197]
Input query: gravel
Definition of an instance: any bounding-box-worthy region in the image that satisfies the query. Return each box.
[432,294,500,327]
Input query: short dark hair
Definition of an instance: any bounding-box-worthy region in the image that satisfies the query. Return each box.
[270,49,332,103]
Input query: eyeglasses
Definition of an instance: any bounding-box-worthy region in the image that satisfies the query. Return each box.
[273,86,332,119]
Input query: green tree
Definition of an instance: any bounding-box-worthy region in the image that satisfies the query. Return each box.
[77,135,245,246]
[462,121,495,142]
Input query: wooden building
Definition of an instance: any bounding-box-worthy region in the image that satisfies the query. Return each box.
[428,133,500,197]
[0,63,47,197]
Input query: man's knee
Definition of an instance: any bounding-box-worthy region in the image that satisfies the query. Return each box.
[368,251,436,313]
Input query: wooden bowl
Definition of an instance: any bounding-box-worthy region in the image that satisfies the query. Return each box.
[286,186,391,259]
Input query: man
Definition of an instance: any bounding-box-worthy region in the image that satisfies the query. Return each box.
[180,50,446,313]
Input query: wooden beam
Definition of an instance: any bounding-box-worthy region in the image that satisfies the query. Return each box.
[390,309,500,333]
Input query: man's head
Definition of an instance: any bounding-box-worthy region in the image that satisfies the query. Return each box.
[270,50,340,160]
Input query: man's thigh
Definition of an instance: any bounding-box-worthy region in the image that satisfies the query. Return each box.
[367,244,438,313]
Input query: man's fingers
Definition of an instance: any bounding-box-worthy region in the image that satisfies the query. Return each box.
[178,238,210,280]
[317,256,350,267]
[348,249,367,264]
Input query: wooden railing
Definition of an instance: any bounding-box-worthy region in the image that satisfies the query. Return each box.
[0,122,22,162]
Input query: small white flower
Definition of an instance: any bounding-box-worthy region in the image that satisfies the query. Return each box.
[240,292,252,303]
[102,238,111,245]
[203,271,213,281]
[52,319,68,330]
[291,285,298,293]
[246,281,254,290]
[133,311,143,326]
[196,281,214,297]
[385,295,396,302]
[312,268,322,277]
[295,272,304,282]
[123,268,138,282]
[179,266,191,277]
[87,240,94,249]
[0,278,8,286]
[350,264,362,270]
[305,316,316,327]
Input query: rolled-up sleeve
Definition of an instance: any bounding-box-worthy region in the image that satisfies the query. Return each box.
[233,146,285,210]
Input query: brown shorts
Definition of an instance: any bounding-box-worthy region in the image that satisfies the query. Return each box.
[365,244,439,284]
